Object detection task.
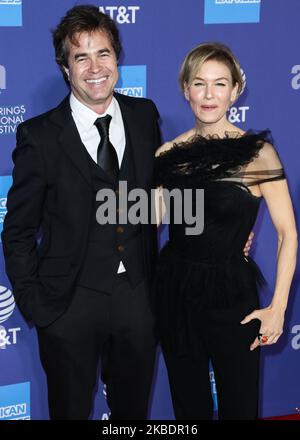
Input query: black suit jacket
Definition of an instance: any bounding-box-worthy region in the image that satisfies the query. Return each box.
[1,93,161,327]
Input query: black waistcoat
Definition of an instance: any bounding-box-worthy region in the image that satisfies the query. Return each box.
[77,137,145,293]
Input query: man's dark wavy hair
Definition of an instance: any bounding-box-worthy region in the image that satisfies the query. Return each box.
[52,5,122,82]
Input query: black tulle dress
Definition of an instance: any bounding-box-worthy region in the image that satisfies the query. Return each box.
[154,130,285,357]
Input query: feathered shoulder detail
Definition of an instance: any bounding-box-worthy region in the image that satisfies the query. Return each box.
[154,129,273,187]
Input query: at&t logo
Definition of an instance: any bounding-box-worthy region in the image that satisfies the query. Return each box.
[291,65,300,90]
[0,196,7,224]
[0,285,15,323]
[228,106,249,124]
[0,325,21,349]
[0,286,20,350]
[99,5,140,24]
[227,68,248,123]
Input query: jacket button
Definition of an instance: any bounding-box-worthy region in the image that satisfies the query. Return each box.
[117,245,125,252]
[116,226,124,233]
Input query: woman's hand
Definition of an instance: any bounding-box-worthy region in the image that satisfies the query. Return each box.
[240,305,285,350]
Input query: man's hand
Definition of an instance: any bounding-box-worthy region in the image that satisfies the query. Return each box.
[243,231,254,256]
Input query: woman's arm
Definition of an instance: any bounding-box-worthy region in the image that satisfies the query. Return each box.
[241,178,298,350]
[154,141,174,228]
[262,179,298,311]
[154,186,166,227]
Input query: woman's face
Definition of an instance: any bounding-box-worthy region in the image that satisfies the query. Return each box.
[184,59,238,128]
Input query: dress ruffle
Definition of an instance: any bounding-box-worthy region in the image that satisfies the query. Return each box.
[153,243,266,355]
[155,129,272,188]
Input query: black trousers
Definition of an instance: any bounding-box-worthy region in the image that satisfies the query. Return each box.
[37,274,156,420]
[162,303,261,420]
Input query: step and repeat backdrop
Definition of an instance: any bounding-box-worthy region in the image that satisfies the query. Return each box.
[0,0,299,420]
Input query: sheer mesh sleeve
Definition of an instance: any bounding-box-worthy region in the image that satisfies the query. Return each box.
[235,142,286,187]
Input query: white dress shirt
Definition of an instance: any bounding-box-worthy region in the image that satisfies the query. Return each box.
[70,93,126,273]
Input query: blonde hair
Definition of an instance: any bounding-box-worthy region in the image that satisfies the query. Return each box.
[179,42,244,98]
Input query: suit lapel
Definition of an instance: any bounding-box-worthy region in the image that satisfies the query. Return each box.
[49,94,149,188]
[49,96,92,186]
[115,93,148,190]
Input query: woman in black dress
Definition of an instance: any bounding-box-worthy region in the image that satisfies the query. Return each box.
[154,42,298,420]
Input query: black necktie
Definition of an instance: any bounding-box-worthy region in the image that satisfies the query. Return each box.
[94,115,119,180]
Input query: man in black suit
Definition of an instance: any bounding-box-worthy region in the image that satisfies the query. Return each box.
[2,5,161,420]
